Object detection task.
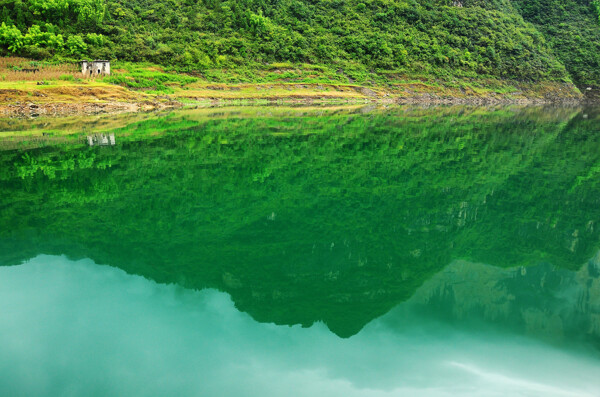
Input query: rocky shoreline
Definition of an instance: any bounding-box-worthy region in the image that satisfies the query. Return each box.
[0,79,594,118]
[0,96,590,118]
[0,100,183,118]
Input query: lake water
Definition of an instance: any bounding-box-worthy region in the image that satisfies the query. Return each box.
[1,105,599,396]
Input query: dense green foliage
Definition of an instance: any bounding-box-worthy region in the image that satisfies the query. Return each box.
[1,106,600,336]
[0,0,104,56]
[0,0,598,87]
[594,0,600,22]
[512,0,600,88]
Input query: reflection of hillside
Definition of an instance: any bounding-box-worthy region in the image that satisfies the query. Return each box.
[392,252,600,348]
[1,106,600,338]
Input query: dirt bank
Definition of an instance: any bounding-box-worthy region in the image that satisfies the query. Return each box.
[0,79,587,117]
[0,100,181,118]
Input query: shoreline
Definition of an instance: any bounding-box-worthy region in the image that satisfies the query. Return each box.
[0,102,593,150]
[0,80,592,118]
[0,100,182,118]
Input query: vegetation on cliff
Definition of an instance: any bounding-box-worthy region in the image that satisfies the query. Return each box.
[512,0,600,89]
[0,0,599,92]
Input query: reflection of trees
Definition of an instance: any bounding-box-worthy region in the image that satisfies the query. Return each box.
[392,256,600,349]
[1,106,599,337]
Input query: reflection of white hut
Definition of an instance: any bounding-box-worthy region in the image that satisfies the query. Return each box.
[87,133,116,146]
[81,60,110,77]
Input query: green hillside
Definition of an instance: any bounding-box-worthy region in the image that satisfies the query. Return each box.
[512,0,600,91]
[1,0,599,91]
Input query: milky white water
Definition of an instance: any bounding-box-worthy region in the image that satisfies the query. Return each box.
[1,256,598,397]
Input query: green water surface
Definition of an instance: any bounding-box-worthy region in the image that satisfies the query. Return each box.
[1,105,599,396]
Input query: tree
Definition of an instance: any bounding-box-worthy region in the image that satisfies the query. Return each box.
[0,7,12,24]
[66,34,87,55]
[24,24,45,47]
[0,22,24,52]
[27,0,105,27]
[74,0,105,26]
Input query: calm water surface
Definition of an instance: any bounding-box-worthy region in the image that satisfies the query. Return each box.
[1,106,599,396]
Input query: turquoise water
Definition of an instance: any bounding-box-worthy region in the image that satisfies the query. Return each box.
[1,106,599,396]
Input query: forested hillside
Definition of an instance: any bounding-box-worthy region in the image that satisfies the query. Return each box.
[1,0,599,90]
[512,0,600,89]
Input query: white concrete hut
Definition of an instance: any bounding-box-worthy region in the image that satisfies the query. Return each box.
[81,60,111,77]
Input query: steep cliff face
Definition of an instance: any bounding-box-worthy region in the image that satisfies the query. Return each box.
[510,0,600,96]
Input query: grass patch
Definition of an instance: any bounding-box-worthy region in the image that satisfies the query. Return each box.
[105,64,198,93]
[0,57,79,82]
